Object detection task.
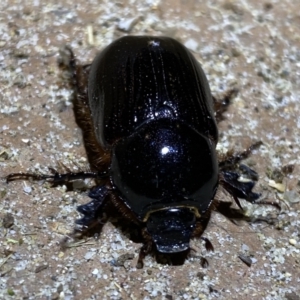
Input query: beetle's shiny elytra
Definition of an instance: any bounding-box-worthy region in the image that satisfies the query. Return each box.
[89,36,218,253]
[7,36,275,267]
[89,37,218,147]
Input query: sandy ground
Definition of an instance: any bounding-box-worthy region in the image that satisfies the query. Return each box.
[0,0,300,299]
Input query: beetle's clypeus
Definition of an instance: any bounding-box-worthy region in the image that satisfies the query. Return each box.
[6,36,278,267]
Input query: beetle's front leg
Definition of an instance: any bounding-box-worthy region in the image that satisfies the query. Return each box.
[76,185,109,227]
[218,142,280,210]
[60,185,110,251]
[218,142,262,207]
[6,169,111,229]
[136,228,154,269]
[220,171,280,210]
[75,185,109,230]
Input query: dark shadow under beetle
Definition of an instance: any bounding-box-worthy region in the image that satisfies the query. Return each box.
[6,36,279,268]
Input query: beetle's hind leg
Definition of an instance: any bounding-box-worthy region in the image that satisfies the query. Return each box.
[58,46,110,171]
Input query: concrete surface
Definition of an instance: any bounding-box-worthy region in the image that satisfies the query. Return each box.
[0,0,299,299]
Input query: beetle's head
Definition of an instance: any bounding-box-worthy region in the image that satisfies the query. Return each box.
[111,119,218,252]
[146,207,196,253]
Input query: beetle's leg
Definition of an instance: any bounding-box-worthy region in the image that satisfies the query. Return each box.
[200,237,214,252]
[6,169,108,185]
[213,200,246,219]
[213,88,238,123]
[220,170,281,208]
[191,212,214,253]
[137,242,152,269]
[60,185,110,250]
[136,228,153,269]
[213,199,279,225]
[218,142,261,206]
[58,45,110,171]
[219,170,261,204]
[238,164,259,181]
[220,169,280,209]
[218,142,280,209]
[218,141,262,170]
[200,257,210,268]
[75,185,109,230]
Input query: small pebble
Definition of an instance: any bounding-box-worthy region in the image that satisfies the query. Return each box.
[92,268,98,275]
[3,213,14,228]
[117,17,140,32]
[23,186,32,194]
[184,39,199,52]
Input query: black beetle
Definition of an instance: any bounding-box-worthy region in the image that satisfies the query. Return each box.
[6,36,278,267]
